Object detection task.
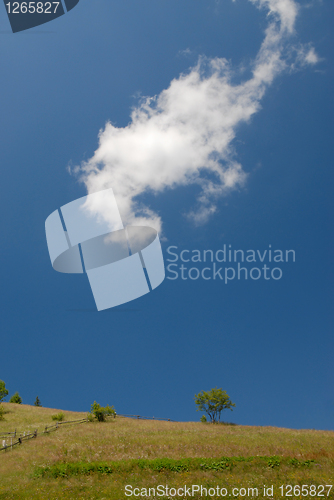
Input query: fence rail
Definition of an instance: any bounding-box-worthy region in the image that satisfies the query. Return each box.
[57,418,88,426]
[0,431,16,438]
[116,413,176,422]
[1,430,37,452]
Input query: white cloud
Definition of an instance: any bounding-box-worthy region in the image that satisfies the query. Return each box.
[303,47,320,65]
[289,44,320,71]
[249,0,299,33]
[75,0,315,234]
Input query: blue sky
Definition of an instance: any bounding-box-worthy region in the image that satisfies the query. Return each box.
[0,0,333,430]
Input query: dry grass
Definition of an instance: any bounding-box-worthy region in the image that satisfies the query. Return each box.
[0,403,85,434]
[0,403,333,499]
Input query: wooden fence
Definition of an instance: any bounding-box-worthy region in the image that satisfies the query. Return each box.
[0,418,87,453]
[116,413,175,422]
[0,414,175,454]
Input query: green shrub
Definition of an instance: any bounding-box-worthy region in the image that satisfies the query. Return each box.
[0,404,5,421]
[90,401,116,422]
[200,415,207,423]
[267,456,281,468]
[33,455,316,479]
[51,412,65,422]
[287,458,315,467]
[9,392,22,404]
[199,458,233,471]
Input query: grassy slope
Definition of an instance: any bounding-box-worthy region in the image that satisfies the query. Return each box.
[0,403,333,499]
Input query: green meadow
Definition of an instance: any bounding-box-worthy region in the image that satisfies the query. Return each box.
[0,403,333,499]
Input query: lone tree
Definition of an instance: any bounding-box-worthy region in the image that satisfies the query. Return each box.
[34,396,42,407]
[9,392,22,404]
[0,380,8,402]
[194,387,235,423]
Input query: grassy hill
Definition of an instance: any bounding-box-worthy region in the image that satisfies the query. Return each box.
[0,403,333,499]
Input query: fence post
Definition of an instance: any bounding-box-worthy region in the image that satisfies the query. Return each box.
[11,437,12,450]
[44,426,47,433]
[14,429,16,438]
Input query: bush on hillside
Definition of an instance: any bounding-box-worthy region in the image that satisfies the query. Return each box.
[87,412,95,422]
[90,401,116,422]
[51,412,65,422]
[0,404,5,421]
[9,392,22,404]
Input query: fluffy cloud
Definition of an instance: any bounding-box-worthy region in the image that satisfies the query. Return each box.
[296,45,320,65]
[76,0,314,234]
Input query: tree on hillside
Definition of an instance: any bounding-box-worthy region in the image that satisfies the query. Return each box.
[9,392,22,404]
[90,402,116,422]
[0,380,8,402]
[194,387,235,423]
[34,396,42,407]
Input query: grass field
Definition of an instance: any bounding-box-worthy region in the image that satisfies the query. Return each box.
[0,403,333,499]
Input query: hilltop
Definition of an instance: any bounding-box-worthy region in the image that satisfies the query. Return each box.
[0,403,333,499]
